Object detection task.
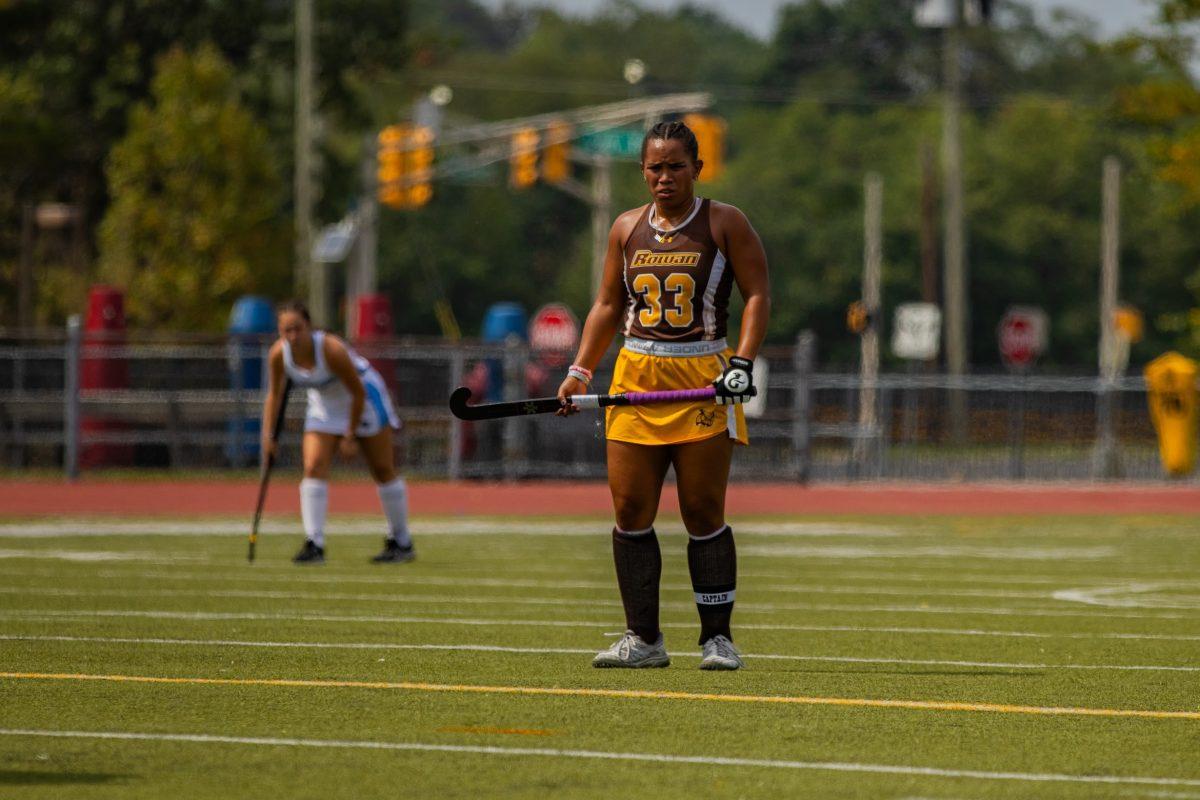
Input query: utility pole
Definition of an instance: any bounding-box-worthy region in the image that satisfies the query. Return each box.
[1094,156,1122,477]
[919,142,939,307]
[295,0,322,324]
[942,5,969,442]
[1099,157,1121,382]
[354,134,378,298]
[854,174,884,472]
[590,155,612,294]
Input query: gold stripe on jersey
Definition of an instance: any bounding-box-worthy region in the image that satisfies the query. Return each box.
[629,250,701,269]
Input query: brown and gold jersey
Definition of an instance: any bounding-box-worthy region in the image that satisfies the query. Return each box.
[621,198,733,342]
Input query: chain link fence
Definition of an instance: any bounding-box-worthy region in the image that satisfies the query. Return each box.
[0,326,1189,483]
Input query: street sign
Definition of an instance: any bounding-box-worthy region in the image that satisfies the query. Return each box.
[998,306,1049,370]
[313,218,358,264]
[529,303,580,367]
[891,302,942,361]
[577,126,644,158]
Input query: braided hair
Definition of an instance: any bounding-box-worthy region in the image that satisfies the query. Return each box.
[640,120,700,163]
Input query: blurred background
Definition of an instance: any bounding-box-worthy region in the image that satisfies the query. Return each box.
[1,0,1198,482]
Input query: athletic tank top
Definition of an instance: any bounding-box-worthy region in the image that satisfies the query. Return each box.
[621,198,732,342]
[281,330,371,390]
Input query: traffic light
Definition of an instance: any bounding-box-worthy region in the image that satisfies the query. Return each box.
[541,121,572,184]
[683,113,727,183]
[376,125,407,209]
[406,125,435,208]
[376,124,435,210]
[510,127,540,189]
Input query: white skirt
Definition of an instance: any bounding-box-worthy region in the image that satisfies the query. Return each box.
[303,367,400,437]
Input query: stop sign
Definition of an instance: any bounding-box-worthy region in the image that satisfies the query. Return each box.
[528,303,580,367]
[998,306,1049,370]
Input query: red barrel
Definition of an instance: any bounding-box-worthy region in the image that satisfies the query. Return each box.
[80,285,132,467]
[352,293,396,391]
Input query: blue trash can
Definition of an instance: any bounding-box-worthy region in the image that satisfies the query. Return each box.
[481,302,527,401]
[226,296,276,465]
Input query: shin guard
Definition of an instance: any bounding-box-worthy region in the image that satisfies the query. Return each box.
[687,525,736,644]
[611,527,662,644]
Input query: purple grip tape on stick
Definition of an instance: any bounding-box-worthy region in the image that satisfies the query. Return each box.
[626,387,717,405]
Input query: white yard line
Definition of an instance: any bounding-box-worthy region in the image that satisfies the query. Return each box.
[0,575,1068,601]
[0,519,899,538]
[1,584,1194,621]
[0,540,1119,562]
[739,544,1118,561]
[4,608,1200,641]
[5,633,1200,673]
[0,728,1198,788]
[1055,584,1200,611]
[0,548,208,564]
[0,566,1074,600]
[0,561,1193,591]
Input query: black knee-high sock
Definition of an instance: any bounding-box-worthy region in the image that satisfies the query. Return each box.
[687,525,736,645]
[611,528,661,643]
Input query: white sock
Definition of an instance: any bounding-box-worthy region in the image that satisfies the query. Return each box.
[299,478,328,548]
[376,477,411,548]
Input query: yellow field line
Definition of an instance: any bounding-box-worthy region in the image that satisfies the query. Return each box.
[3,671,1198,720]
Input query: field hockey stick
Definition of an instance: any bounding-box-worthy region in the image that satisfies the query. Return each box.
[448,385,751,421]
[249,378,291,563]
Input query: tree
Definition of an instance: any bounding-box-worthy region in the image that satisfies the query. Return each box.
[98,45,289,330]
[1114,0,1200,353]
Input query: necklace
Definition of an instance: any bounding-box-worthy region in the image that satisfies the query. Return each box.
[650,197,700,244]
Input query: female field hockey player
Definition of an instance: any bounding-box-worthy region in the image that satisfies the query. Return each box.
[261,300,415,565]
[557,120,770,670]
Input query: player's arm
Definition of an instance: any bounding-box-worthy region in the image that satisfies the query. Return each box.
[712,202,771,404]
[324,336,366,437]
[261,343,287,458]
[556,210,638,412]
[715,202,770,361]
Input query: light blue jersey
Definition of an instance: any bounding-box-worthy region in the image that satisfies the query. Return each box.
[282,331,399,436]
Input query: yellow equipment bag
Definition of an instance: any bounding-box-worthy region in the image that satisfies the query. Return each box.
[1144,352,1199,477]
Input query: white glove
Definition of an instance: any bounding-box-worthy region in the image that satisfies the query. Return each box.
[713,356,756,405]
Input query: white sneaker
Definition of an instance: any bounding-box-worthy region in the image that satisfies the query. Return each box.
[592,631,670,668]
[699,635,744,670]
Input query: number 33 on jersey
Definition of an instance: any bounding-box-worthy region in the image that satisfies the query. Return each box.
[622,198,734,343]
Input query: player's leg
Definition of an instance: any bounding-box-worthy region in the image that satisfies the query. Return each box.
[358,428,414,563]
[593,440,672,668]
[296,431,337,563]
[672,432,743,669]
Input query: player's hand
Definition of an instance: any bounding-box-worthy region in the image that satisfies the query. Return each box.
[556,376,587,416]
[713,356,757,405]
[339,434,358,459]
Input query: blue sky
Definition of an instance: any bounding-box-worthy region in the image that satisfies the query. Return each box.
[477,0,1159,40]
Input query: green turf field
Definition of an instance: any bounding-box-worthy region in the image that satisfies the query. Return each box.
[1,514,1199,799]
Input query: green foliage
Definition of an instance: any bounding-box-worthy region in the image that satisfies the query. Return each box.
[6,0,1200,366]
[765,0,936,98]
[98,45,288,330]
[1114,0,1200,354]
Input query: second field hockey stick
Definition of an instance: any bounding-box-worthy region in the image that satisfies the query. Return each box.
[249,378,291,563]
[448,385,751,421]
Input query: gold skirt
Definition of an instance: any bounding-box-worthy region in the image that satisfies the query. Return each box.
[604,347,748,446]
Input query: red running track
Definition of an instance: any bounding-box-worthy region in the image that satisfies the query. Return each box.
[1,480,1198,517]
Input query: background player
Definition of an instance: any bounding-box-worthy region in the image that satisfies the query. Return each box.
[557,121,770,670]
[261,300,415,564]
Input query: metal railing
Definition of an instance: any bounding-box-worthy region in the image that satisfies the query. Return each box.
[0,327,1189,483]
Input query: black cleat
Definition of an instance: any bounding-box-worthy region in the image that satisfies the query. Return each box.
[292,539,325,564]
[371,538,415,564]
